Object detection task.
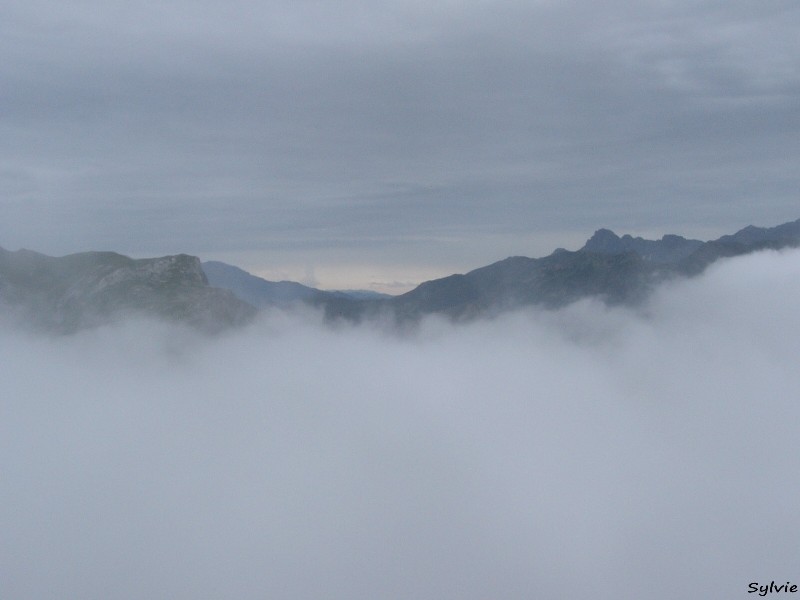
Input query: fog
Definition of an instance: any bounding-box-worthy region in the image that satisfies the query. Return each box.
[3,249,800,599]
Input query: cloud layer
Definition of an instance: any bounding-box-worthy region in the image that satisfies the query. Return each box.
[3,248,800,599]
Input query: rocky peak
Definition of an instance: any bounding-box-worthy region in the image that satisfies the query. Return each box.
[583,229,624,253]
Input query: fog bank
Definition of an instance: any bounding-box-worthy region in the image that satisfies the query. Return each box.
[3,249,800,599]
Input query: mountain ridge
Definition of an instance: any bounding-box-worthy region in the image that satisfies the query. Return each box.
[2,217,799,332]
[378,217,800,321]
[200,217,800,323]
[0,248,255,333]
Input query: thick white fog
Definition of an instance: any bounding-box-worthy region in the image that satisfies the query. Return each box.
[3,249,800,599]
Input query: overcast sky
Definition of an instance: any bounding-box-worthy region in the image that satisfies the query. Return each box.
[1,0,799,290]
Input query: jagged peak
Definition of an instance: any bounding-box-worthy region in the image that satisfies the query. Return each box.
[583,228,624,253]
[590,228,619,239]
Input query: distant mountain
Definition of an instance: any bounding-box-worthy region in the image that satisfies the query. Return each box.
[385,250,659,321]
[674,218,800,276]
[329,289,393,301]
[201,260,390,314]
[581,218,800,271]
[380,217,800,321]
[202,261,323,308]
[717,218,800,246]
[0,248,255,333]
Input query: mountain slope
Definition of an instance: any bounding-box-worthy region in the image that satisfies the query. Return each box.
[202,261,392,308]
[202,261,323,308]
[384,217,800,321]
[388,250,660,320]
[717,218,800,246]
[201,260,389,321]
[0,248,255,333]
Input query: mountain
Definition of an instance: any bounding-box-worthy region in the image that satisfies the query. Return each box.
[4,218,799,332]
[675,218,800,276]
[0,248,255,333]
[203,217,800,323]
[581,229,703,263]
[386,250,659,321]
[581,218,800,274]
[717,218,800,246]
[381,217,800,321]
[202,261,392,307]
[201,260,394,322]
[202,261,323,308]
[329,289,393,301]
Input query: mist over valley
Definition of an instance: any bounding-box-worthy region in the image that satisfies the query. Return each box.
[3,237,800,599]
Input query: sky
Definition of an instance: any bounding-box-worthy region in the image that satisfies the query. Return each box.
[1,0,799,291]
[3,247,800,598]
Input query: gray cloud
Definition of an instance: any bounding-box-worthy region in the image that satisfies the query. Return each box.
[2,248,800,598]
[1,1,798,284]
